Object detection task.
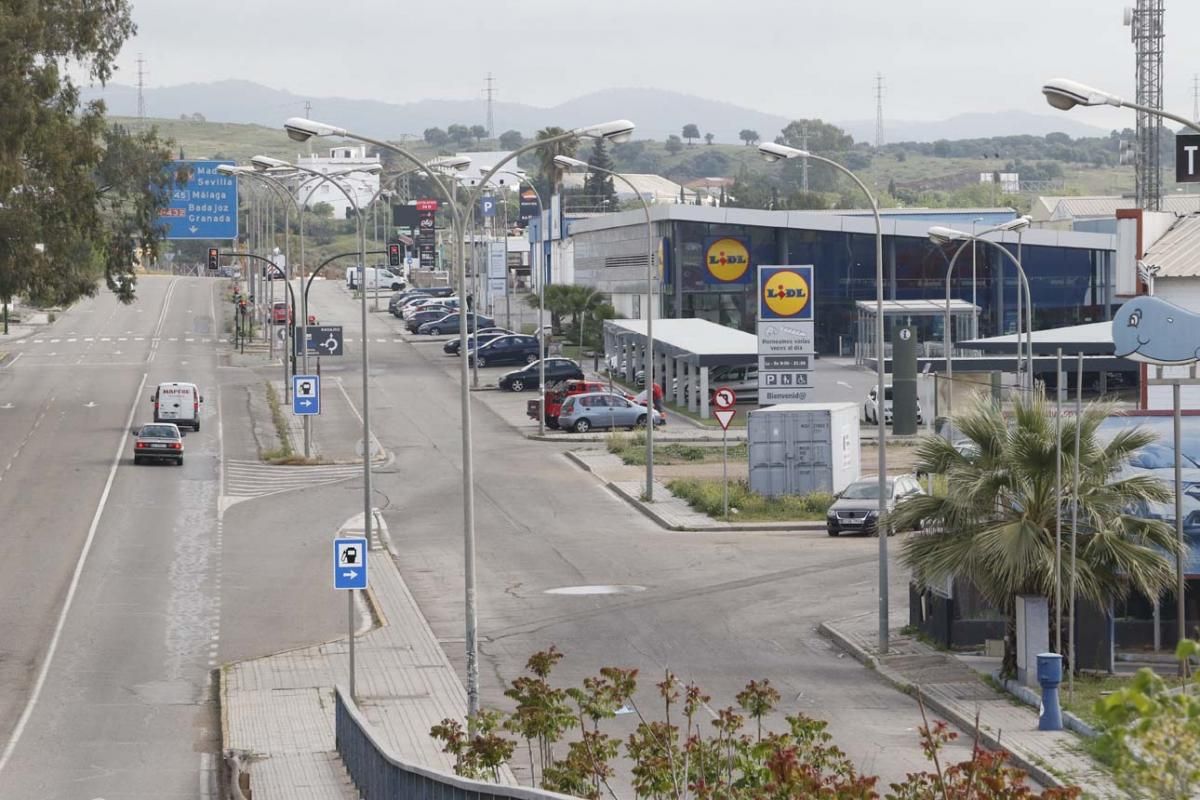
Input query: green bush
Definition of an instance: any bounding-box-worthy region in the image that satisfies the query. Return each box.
[667,478,833,521]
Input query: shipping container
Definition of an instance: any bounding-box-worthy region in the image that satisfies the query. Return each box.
[748,402,861,497]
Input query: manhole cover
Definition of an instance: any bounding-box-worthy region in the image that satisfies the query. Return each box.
[543,585,646,596]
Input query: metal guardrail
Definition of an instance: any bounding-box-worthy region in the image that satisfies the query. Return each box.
[335,686,576,800]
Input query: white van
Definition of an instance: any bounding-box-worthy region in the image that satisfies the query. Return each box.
[152,382,203,431]
[347,267,406,291]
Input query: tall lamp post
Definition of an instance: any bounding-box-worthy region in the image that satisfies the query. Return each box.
[1043,76,1200,662]
[758,141,892,653]
[494,170,547,434]
[931,219,1033,413]
[281,116,634,718]
[251,156,381,701]
[555,155,659,497]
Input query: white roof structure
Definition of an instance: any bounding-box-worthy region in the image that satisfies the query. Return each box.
[561,173,695,203]
[1143,214,1200,278]
[1032,194,1200,222]
[454,150,520,190]
[959,321,1114,354]
[604,318,757,366]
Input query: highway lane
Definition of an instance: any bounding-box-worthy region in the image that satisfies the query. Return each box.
[0,276,229,798]
[308,280,974,785]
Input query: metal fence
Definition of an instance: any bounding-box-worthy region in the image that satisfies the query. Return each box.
[335,686,575,800]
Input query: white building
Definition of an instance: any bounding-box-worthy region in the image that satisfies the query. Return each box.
[294,145,381,218]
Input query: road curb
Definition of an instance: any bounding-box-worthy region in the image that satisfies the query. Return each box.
[606,479,685,530]
[817,620,1069,792]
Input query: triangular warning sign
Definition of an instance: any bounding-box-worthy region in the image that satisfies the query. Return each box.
[714,409,736,430]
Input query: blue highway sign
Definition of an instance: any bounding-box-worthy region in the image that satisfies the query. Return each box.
[292,374,320,416]
[161,160,238,240]
[295,325,344,357]
[334,537,368,590]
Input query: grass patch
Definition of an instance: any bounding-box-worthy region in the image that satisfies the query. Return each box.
[607,432,748,465]
[262,381,294,462]
[1062,672,1132,730]
[666,477,833,522]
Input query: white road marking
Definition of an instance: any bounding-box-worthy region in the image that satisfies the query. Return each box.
[0,373,147,776]
[0,353,21,369]
[147,278,179,364]
[66,338,76,343]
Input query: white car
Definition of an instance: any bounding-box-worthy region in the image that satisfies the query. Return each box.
[864,384,922,425]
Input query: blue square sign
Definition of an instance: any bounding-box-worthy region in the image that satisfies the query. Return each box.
[293,374,320,415]
[334,538,368,590]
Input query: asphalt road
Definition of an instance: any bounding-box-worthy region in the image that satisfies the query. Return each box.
[0,276,350,798]
[312,280,975,787]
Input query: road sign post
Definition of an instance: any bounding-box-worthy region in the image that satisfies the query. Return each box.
[334,536,368,700]
[292,374,320,416]
[713,387,737,519]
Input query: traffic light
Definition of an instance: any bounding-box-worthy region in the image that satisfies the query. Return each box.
[388,243,401,267]
[207,248,219,270]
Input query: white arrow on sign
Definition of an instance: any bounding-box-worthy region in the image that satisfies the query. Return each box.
[189,225,199,233]
[342,570,358,580]
[714,409,736,430]
[713,387,737,410]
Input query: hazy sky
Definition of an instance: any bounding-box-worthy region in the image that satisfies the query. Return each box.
[110,0,1200,127]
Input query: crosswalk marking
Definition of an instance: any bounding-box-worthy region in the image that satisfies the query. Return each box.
[223,459,363,500]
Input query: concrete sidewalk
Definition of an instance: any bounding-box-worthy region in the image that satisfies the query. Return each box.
[221,511,511,798]
[820,613,1118,798]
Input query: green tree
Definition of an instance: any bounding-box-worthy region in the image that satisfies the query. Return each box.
[665,134,683,155]
[423,127,449,146]
[704,132,714,146]
[498,129,524,149]
[1096,639,1200,799]
[681,123,700,146]
[890,394,1179,676]
[447,124,474,147]
[582,138,617,210]
[739,129,759,146]
[470,124,488,144]
[778,119,854,152]
[0,1,179,308]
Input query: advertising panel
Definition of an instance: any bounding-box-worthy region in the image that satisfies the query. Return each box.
[757,265,815,405]
[703,237,751,284]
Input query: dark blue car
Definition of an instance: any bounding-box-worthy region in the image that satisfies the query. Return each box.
[417,312,495,336]
[466,334,540,368]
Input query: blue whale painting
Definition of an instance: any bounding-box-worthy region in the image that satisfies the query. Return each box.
[1112,296,1200,366]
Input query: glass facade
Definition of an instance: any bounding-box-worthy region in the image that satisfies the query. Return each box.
[661,221,1111,355]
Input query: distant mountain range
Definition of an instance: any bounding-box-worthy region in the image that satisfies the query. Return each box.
[81,80,1112,145]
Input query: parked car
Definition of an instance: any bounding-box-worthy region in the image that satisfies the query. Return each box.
[466,334,540,368]
[681,364,759,402]
[405,307,453,332]
[397,295,437,315]
[557,392,665,433]
[863,384,924,425]
[527,379,630,426]
[271,301,293,325]
[417,285,456,298]
[389,290,429,314]
[417,312,495,336]
[404,297,460,319]
[443,328,512,355]
[825,475,925,537]
[133,422,185,466]
[499,358,584,392]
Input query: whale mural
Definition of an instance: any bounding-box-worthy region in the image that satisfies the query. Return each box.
[1112,295,1200,366]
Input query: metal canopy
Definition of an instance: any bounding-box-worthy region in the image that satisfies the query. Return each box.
[959,321,1115,355]
[855,300,979,366]
[603,318,758,367]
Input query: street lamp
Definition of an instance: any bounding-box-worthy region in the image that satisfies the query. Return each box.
[281,116,634,718]
[931,216,1032,414]
[758,141,892,654]
[554,154,659,498]
[251,155,381,701]
[492,170,548,432]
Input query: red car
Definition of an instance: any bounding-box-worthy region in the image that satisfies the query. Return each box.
[527,379,632,428]
[272,301,293,325]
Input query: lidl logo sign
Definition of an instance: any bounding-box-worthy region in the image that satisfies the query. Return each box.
[759,266,814,320]
[705,237,750,283]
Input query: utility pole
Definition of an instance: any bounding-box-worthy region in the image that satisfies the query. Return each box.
[801,123,810,193]
[136,54,146,123]
[484,72,496,139]
[1126,0,1164,210]
[874,72,885,148]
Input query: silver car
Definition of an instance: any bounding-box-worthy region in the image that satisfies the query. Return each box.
[825,475,925,536]
[557,392,664,433]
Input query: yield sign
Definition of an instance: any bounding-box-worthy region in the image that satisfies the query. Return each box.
[714,408,736,430]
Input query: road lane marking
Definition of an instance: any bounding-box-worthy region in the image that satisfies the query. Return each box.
[0,352,21,369]
[0,372,147,776]
[147,278,179,364]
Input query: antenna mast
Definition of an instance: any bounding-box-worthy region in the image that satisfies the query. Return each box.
[1127,0,1164,211]
[801,123,810,192]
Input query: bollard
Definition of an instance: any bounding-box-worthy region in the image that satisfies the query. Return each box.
[1036,652,1063,731]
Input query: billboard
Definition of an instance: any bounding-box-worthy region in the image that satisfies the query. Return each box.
[160,160,237,240]
[703,237,751,284]
[757,265,815,405]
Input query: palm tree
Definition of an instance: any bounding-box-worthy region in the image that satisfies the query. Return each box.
[533,126,579,196]
[890,393,1179,676]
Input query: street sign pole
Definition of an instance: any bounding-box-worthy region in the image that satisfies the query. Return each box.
[722,424,729,519]
[334,536,368,700]
[713,387,737,519]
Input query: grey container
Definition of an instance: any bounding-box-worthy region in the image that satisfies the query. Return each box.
[748,402,861,497]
